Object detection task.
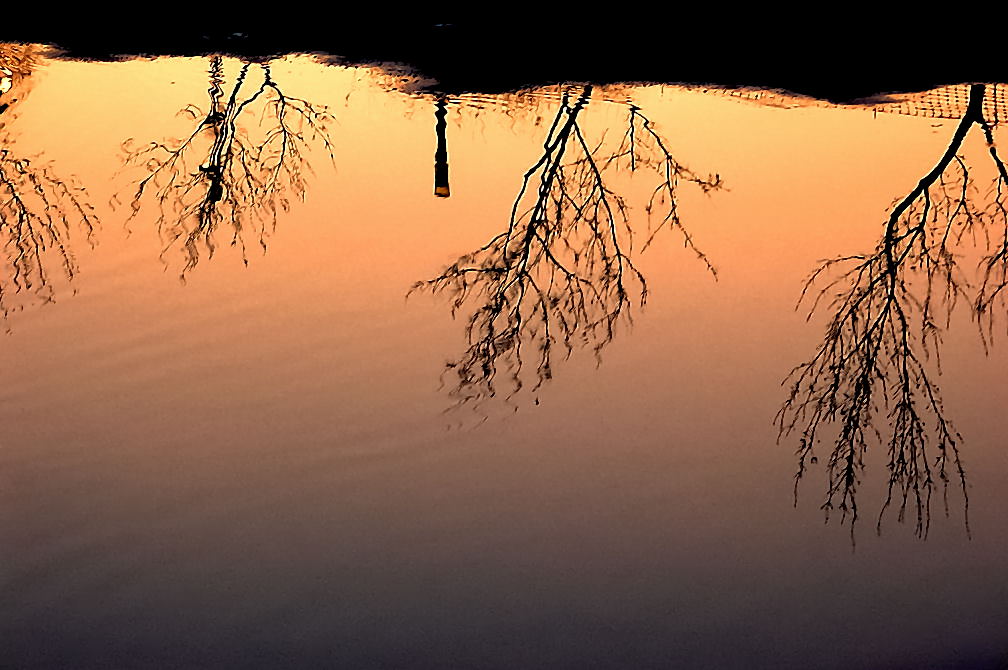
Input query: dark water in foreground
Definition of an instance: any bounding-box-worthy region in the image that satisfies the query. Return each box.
[1,48,1007,668]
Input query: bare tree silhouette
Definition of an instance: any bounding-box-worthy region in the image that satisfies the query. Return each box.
[120,56,334,279]
[778,83,1007,539]
[414,86,722,408]
[0,44,97,324]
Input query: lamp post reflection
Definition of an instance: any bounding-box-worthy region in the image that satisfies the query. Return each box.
[434,96,450,198]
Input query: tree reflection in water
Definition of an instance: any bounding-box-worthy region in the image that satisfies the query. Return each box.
[778,83,1007,539]
[121,56,334,279]
[415,86,722,408]
[0,44,97,324]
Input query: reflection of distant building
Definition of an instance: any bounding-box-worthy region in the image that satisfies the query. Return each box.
[0,43,39,115]
[0,43,38,95]
[0,43,38,76]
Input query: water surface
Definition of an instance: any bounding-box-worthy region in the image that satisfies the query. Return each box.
[2,48,1007,668]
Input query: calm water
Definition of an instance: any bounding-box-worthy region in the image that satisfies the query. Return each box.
[2,47,1007,669]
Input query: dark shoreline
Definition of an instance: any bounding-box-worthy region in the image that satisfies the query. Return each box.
[3,19,1005,101]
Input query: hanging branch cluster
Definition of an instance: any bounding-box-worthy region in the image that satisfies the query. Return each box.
[778,84,1007,539]
[0,152,97,322]
[974,117,1008,338]
[602,103,722,268]
[121,56,334,278]
[414,86,721,407]
[0,45,96,323]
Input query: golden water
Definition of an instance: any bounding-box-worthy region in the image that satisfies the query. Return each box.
[2,49,1006,668]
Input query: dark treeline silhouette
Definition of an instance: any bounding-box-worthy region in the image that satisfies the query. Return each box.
[120,56,334,278]
[6,16,1005,102]
[0,44,96,324]
[414,87,721,408]
[778,84,1007,539]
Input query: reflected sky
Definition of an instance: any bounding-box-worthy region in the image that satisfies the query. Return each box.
[1,47,1007,669]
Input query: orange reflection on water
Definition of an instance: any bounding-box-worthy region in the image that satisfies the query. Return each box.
[2,46,1007,669]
